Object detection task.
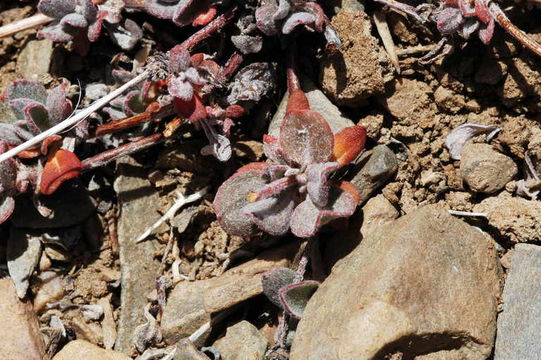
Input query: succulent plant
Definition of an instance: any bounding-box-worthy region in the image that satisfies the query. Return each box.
[262,267,319,318]
[37,0,142,55]
[145,0,220,27]
[213,69,366,238]
[0,79,83,223]
[255,0,341,49]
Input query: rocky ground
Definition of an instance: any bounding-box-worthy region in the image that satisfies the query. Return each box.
[1,0,541,360]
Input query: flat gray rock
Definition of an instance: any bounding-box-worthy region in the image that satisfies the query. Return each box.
[113,157,162,353]
[7,229,42,298]
[16,39,53,78]
[494,244,541,360]
[290,205,501,360]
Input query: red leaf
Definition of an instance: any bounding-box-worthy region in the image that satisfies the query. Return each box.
[173,94,208,122]
[40,150,82,195]
[333,126,367,167]
[286,89,310,114]
[192,5,217,26]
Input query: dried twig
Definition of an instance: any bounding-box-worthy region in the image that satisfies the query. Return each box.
[373,11,400,73]
[0,13,53,39]
[448,210,488,218]
[136,188,208,243]
[0,71,149,163]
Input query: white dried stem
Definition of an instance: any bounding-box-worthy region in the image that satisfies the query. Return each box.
[448,210,488,218]
[0,13,54,39]
[373,11,400,73]
[136,187,208,243]
[0,71,148,164]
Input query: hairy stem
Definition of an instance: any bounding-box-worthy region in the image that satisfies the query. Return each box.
[182,10,235,52]
[489,4,541,58]
[80,133,162,171]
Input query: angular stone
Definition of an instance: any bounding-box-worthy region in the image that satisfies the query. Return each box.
[0,279,46,360]
[473,193,541,243]
[161,243,298,345]
[11,182,95,228]
[7,228,42,298]
[320,11,385,107]
[213,321,268,360]
[360,195,399,238]
[269,77,354,137]
[174,339,211,360]
[113,157,162,352]
[494,244,541,360]
[33,271,65,312]
[53,340,131,360]
[16,39,53,78]
[290,206,501,360]
[460,143,517,194]
[349,145,398,204]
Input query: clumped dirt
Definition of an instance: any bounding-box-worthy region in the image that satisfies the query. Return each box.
[1,1,540,359]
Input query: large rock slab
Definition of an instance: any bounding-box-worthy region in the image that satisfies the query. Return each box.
[53,340,131,360]
[0,279,46,360]
[290,205,501,360]
[113,157,162,352]
[16,39,53,78]
[494,244,541,360]
[161,243,298,345]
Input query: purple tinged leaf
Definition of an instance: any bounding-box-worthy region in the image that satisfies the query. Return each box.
[213,166,269,236]
[289,184,357,238]
[112,69,136,84]
[184,68,205,86]
[23,102,50,133]
[172,0,198,27]
[278,280,319,318]
[243,188,297,236]
[0,196,15,224]
[6,80,47,104]
[445,123,500,160]
[61,13,88,28]
[87,16,103,42]
[262,267,297,308]
[37,0,76,19]
[107,19,143,50]
[273,0,291,21]
[279,110,334,167]
[200,133,232,162]
[252,176,296,201]
[263,134,288,164]
[37,23,74,42]
[145,0,176,19]
[168,77,194,101]
[436,8,464,35]
[477,18,494,45]
[9,98,38,122]
[282,12,317,34]
[80,0,98,22]
[103,107,127,121]
[228,62,275,104]
[256,4,280,36]
[0,141,18,196]
[168,46,192,73]
[123,90,146,116]
[46,82,72,125]
[231,35,263,55]
[0,124,24,146]
[306,162,340,208]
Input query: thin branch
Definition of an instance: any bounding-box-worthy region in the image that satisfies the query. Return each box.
[0,71,148,164]
[448,210,488,218]
[136,187,208,243]
[373,11,400,74]
[0,13,54,39]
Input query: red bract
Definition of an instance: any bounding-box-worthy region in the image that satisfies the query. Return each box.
[213,71,367,238]
[39,149,82,195]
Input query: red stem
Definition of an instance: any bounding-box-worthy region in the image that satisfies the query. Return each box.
[182,10,235,52]
[220,52,244,82]
[81,134,163,171]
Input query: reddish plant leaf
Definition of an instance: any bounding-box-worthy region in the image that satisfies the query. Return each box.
[282,12,317,34]
[40,150,82,195]
[279,110,334,167]
[243,187,297,236]
[286,89,309,114]
[333,126,367,167]
[192,5,217,26]
[46,82,73,124]
[173,94,207,122]
[306,162,340,207]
